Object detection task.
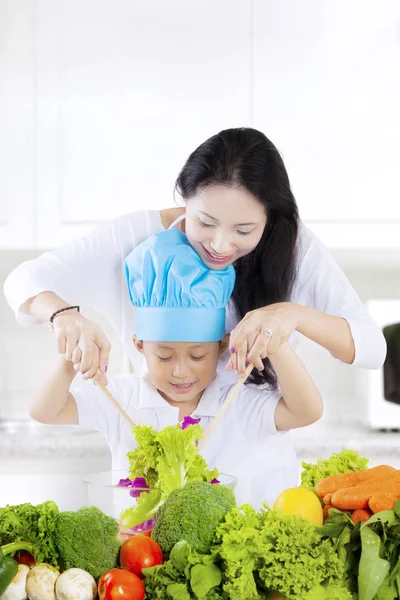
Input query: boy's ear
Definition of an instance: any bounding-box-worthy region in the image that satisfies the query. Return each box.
[133,335,144,354]
[220,334,230,355]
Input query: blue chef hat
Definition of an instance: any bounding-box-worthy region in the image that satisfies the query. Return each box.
[124,228,236,342]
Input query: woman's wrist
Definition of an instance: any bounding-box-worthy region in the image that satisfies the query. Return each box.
[27,291,71,322]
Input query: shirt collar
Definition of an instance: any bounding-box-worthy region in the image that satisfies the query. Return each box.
[137,374,221,418]
[191,376,221,418]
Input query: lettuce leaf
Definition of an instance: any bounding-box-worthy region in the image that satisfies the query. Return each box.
[122,423,218,527]
[301,450,369,491]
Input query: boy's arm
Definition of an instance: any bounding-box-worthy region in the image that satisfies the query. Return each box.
[270,342,323,431]
[29,355,78,424]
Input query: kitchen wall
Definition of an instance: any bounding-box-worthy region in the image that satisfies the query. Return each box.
[2,249,400,427]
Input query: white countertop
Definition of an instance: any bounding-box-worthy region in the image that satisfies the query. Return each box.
[1,419,400,510]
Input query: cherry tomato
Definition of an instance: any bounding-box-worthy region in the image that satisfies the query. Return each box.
[120,534,163,579]
[14,550,35,568]
[98,568,145,600]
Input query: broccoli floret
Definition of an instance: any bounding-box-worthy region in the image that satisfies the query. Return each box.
[55,506,120,580]
[152,481,235,556]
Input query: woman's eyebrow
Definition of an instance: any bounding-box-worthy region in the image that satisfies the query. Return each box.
[200,211,256,227]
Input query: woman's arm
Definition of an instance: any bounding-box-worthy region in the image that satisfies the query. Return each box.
[29,355,78,425]
[4,209,177,380]
[270,342,323,430]
[228,227,386,375]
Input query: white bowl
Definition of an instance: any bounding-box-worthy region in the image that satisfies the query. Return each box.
[81,469,237,521]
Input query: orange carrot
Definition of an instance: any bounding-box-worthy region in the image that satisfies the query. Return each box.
[323,493,333,505]
[368,492,398,514]
[315,465,397,498]
[332,474,400,510]
[323,504,334,520]
[351,509,372,524]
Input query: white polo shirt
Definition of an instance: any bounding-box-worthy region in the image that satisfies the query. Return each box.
[72,374,299,508]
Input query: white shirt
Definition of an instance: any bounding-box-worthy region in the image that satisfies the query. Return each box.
[4,210,386,376]
[72,374,298,508]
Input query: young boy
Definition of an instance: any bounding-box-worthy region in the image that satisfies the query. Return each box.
[30,229,323,507]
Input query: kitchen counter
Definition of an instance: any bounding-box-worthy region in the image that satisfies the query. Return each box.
[0,420,110,471]
[0,421,111,509]
[291,421,400,466]
[1,419,400,509]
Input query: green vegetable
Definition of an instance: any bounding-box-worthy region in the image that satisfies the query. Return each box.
[301,449,369,491]
[215,504,346,600]
[55,506,120,580]
[143,540,224,599]
[0,501,59,565]
[319,499,400,599]
[121,424,218,528]
[0,502,120,580]
[152,481,235,556]
[358,527,390,600]
[302,581,355,599]
[0,542,34,595]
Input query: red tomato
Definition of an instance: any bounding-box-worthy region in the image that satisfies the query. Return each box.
[120,534,163,578]
[98,568,145,600]
[14,550,35,568]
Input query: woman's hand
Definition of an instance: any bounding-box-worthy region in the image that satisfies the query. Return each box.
[52,311,111,385]
[227,302,303,375]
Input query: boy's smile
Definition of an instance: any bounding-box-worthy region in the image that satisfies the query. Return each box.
[133,337,228,418]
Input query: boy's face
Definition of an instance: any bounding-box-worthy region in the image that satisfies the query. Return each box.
[134,338,223,405]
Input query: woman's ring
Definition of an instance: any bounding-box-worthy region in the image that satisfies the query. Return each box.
[259,328,272,339]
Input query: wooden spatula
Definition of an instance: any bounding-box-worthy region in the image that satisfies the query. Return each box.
[197,363,254,451]
[97,383,136,430]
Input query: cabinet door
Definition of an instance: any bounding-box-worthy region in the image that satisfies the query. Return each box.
[0,0,35,249]
[35,0,251,248]
[253,0,400,246]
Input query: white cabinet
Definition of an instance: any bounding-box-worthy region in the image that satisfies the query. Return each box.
[253,0,400,247]
[34,0,252,248]
[0,0,35,249]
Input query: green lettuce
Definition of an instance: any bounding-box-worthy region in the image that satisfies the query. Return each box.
[215,504,347,600]
[120,423,218,528]
[301,449,369,491]
[0,501,59,565]
[143,540,224,599]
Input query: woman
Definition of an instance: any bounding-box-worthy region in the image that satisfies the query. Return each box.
[4,128,386,387]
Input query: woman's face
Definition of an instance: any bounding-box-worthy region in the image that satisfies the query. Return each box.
[185,184,267,270]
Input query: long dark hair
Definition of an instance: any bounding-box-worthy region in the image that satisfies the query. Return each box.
[175,127,299,387]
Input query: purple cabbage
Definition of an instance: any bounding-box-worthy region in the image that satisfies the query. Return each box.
[181,415,201,430]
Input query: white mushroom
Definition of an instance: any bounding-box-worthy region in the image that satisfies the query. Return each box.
[0,564,29,600]
[26,564,59,600]
[55,569,96,600]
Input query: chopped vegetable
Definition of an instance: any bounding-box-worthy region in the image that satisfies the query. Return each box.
[120,535,163,579]
[25,563,59,600]
[55,507,120,581]
[152,481,235,556]
[301,450,369,492]
[55,568,96,600]
[98,568,145,600]
[0,502,59,566]
[121,423,218,528]
[0,564,29,600]
[315,465,396,498]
